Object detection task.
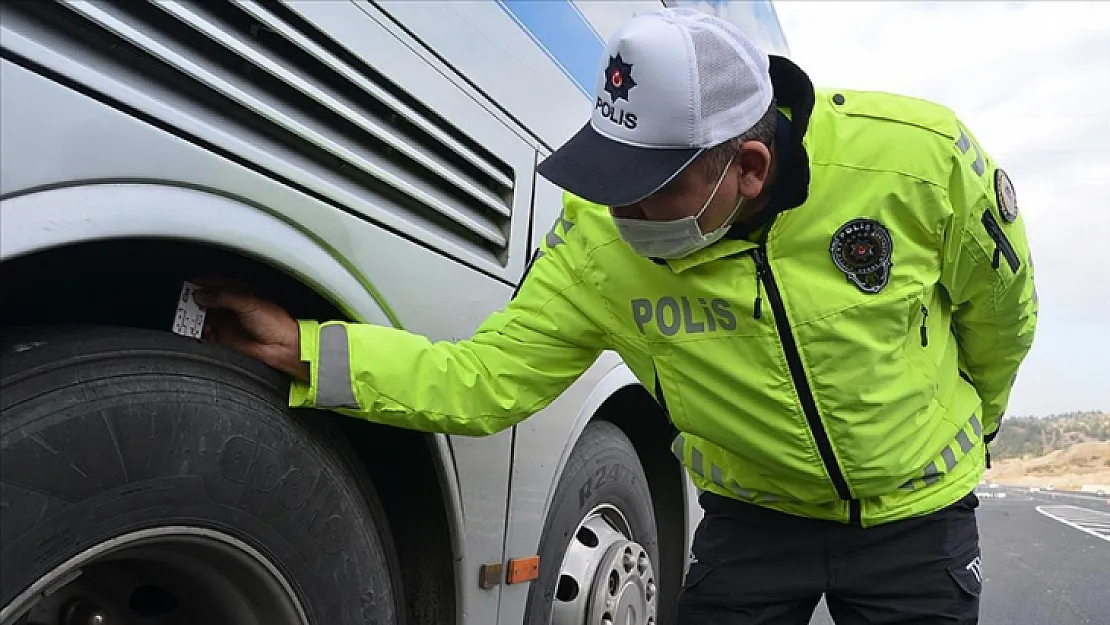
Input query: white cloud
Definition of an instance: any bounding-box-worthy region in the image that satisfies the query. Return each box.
[773,1,1110,414]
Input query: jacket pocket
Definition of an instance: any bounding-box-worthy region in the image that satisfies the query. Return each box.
[803,283,925,388]
[904,295,941,383]
[946,548,983,599]
[944,497,983,599]
[981,210,1020,272]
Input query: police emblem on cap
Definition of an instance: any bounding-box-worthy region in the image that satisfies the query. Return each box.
[603,53,636,102]
[994,168,1018,223]
[830,219,894,294]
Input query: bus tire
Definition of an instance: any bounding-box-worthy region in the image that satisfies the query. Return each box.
[0,325,401,625]
[526,419,660,625]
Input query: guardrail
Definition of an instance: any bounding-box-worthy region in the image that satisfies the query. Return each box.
[977,484,1110,506]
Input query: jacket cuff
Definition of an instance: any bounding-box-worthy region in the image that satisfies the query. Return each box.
[289,319,320,408]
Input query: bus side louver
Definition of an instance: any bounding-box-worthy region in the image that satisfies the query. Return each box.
[6,0,516,261]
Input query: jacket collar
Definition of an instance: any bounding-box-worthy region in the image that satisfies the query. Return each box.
[724,55,815,242]
[658,56,815,273]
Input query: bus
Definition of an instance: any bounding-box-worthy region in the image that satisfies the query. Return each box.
[0,1,790,623]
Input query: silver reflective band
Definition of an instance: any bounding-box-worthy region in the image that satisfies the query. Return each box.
[560,214,575,234]
[691,447,705,477]
[899,413,983,491]
[955,430,974,454]
[957,128,986,176]
[672,434,801,504]
[941,447,958,472]
[710,463,724,488]
[921,460,942,486]
[733,485,755,500]
[316,324,360,409]
[544,213,575,250]
[546,229,562,249]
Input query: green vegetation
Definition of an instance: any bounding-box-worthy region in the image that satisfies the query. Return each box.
[991,411,1110,460]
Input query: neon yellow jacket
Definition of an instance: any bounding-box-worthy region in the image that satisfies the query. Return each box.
[289,85,1038,527]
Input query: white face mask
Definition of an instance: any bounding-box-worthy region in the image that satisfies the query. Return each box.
[611,154,744,260]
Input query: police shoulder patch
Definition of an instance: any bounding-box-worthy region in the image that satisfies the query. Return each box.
[994,168,1018,223]
[830,218,894,294]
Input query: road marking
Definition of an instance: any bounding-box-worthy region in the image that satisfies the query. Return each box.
[1035,505,1110,543]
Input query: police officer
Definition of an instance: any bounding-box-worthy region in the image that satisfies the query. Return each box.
[196,7,1038,624]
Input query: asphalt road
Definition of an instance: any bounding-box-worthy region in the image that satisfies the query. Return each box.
[808,487,1110,624]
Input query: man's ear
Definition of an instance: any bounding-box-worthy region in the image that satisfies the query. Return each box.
[736,141,773,199]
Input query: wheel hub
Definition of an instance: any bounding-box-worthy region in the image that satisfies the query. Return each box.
[1,527,307,625]
[550,506,657,625]
[59,600,109,625]
[588,541,656,625]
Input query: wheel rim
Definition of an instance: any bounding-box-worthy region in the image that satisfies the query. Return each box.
[549,504,657,625]
[2,526,308,625]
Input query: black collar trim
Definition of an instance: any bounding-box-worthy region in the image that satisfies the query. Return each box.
[725,55,814,240]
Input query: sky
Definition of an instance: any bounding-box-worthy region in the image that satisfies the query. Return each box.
[769,1,1110,417]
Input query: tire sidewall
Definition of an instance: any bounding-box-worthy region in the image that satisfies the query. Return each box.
[525,420,659,624]
[0,328,399,624]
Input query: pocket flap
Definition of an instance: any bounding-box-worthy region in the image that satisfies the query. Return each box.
[946,553,983,598]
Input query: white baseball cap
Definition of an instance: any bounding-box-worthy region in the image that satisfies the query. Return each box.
[536,7,775,207]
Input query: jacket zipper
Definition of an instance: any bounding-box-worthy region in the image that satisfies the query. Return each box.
[751,245,855,510]
[920,304,929,347]
[981,210,1020,272]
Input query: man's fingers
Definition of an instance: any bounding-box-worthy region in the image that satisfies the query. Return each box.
[191,275,259,312]
[194,288,259,315]
[201,314,255,357]
[201,312,230,344]
[193,289,217,309]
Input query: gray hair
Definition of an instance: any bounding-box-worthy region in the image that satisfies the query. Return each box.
[699,99,779,177]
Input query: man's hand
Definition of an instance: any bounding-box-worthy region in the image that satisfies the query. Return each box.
[191,277,309,381]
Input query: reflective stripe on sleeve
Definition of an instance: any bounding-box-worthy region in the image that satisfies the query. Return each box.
[957,127,986,176]
[316,324,360,409]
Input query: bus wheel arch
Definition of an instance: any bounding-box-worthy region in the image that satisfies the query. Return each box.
[0,234,461,625]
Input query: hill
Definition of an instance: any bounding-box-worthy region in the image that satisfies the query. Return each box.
[984,411,1110,489]
[986,440,1110,489]
[988,410,1110,460]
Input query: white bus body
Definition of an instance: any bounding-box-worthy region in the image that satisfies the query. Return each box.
[0,1,790,623]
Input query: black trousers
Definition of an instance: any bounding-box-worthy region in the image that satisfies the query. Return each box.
[676,491,983,625]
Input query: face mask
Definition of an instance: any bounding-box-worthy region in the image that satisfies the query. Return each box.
[612,154,744,260]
